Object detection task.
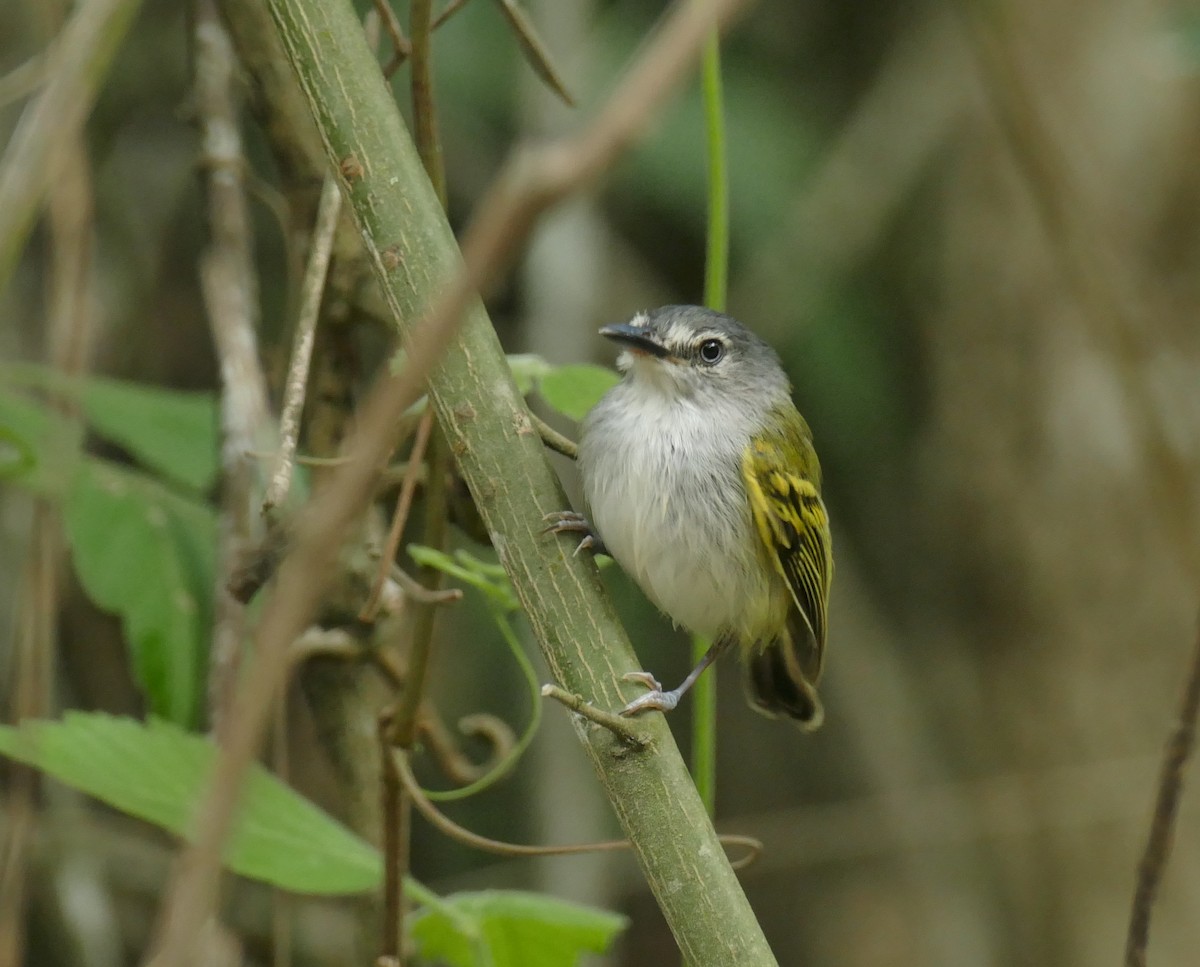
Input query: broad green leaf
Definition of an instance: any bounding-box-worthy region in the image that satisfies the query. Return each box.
[1,364,218,492]
[81,376,218,492]
[411,890,628,967]
[0,714,382,894]
[536,365,618,422]
[64,460,216,727]
[0,388,83,496]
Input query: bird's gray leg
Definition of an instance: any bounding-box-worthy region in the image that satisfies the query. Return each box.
[542,510,609,557]
[620,636,734,717]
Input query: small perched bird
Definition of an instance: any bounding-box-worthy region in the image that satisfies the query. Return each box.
[547,305,833,728]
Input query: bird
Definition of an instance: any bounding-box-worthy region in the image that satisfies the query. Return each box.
[546,305,833,728]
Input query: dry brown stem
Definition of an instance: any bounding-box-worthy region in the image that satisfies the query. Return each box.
[196,0,274,730]
[265,175,343,513]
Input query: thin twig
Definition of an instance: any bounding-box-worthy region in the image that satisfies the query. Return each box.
[379,714,409,963]
[145,3,750,962]
[541,684,650,749]
[409,0,445,205]
[196,0,274,730]
[420,712,515,786]
[389,426,450,749]
[383,429,451,964]
[389,563,462,605]
[491,0,574,106]
[396,749,631,858]
[265,174,343,513]
[370,0,412,77]
[395,749,761,869]
[361,407,435,621]
[1,525,58,967]
[1125,615,1200,967]
[432,0,471,31]
[531,412,578,460]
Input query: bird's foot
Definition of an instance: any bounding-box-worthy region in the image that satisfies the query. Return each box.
[542,511,609,557]
[619,671,681,716]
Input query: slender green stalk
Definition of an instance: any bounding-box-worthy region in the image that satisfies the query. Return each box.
[692,28,729,819]
[701,31,729,313]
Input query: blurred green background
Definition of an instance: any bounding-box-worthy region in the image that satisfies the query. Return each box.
[3,0,1200,964]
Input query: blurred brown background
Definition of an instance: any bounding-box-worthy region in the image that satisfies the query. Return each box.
[3,0,1200,964]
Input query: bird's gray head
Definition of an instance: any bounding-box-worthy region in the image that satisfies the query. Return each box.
[601,306,789,405]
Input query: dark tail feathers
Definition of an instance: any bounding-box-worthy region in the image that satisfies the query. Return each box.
[745,639,824,731]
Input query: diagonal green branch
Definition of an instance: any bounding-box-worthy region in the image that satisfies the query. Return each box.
[265,0,774,962]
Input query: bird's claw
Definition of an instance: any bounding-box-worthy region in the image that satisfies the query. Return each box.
[619,671,679,716]
[621,670,663,691]
[543,511,607,557]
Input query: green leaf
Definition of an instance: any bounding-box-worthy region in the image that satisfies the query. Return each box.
[411,890,628,967]
[0,714,382,894]
[80,376,218,492]
[536,365,619,423]
[63,460,216,727]
[0,365,218,492]
[0,388,83,496]
[506,354,553,395]
[408,544,518,613]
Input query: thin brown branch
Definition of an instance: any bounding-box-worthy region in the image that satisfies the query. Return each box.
[395,749,762,870]
[1,513,58,967]
[371,0,412,77]
[389,426,451,750]
[431,0,471,30]
[382,427,451,963]
[196,0,274,730]
[492,0,574,106]
[421,712,516,786]
[388,563,462,605]
[379,713,410,963]
[1125,614,1200,967]
[361,407,435,621]
[265,174,343,513]
[409,0,445,204]
[396,749,631,859]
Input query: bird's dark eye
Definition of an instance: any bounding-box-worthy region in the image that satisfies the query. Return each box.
[698,339,724,364]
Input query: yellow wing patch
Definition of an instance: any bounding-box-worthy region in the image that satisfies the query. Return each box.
[742,435,833,677]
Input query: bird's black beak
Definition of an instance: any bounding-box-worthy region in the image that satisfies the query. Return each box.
[599,323,670,359]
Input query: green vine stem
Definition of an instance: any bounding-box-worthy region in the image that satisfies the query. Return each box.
[692,27,729,819]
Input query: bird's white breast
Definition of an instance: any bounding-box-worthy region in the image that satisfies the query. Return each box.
[579,381,786,642]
